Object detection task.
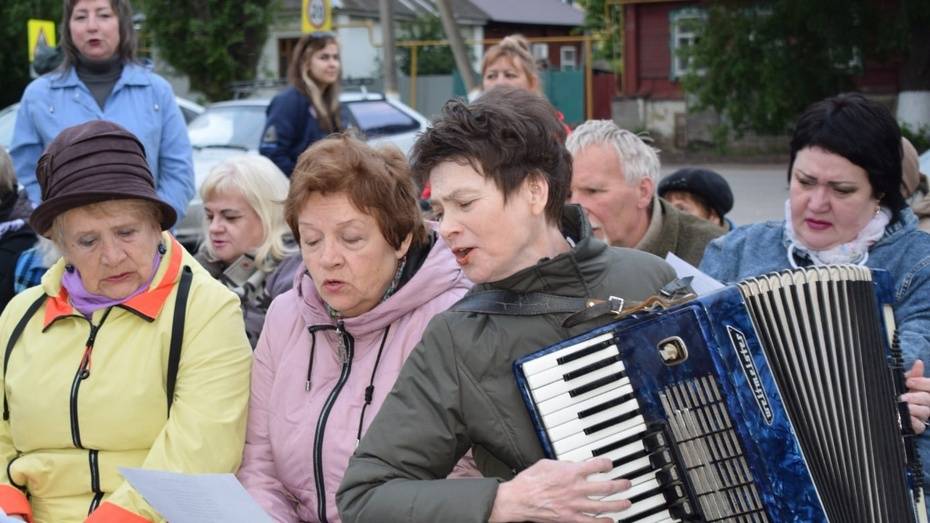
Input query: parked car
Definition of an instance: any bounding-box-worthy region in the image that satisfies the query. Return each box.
[0,97,205,151]
[175,90,430,248]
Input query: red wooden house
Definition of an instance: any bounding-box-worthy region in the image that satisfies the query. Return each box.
[617,0,902,148]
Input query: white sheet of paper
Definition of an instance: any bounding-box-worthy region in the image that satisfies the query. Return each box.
[664,252,725,296]
[119,468,272,523]
[0,506,24,522]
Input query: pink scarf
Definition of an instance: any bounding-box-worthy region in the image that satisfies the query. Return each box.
[61,252,162,317]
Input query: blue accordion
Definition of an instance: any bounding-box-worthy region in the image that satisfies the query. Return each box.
[514,266,926,523]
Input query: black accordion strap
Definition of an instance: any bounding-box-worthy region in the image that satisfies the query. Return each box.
[450,289,626,328]
[450,290,589,316]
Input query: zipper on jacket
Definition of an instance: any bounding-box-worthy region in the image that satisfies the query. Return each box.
[69,308,112,449]
[312,320,354,523]
[88,449,103,514]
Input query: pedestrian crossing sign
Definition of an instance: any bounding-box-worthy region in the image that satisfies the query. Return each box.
[28,19,56,62]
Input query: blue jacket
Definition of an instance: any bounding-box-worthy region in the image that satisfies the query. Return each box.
[10,64,194,224]
[259,86,339,177]
[701,209,930,491]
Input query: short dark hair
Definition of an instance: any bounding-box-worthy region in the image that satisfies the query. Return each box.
[789,93,905,223]
[286,134,427,250]
[60,0,137,69]
[411,86,571,224]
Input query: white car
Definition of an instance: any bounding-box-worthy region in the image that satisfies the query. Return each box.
[176,91,430,247]
[0,98,205,151]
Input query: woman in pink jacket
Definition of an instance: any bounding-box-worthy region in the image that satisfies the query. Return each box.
[237,135,472,522]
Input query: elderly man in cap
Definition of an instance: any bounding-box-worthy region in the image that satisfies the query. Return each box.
[658,167,735,230]
[0,120,251,523]
[567,120,725,266]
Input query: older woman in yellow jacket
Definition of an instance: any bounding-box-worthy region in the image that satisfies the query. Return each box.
[0,120,252,523]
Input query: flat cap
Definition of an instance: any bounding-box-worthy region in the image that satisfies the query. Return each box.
[658,167,734,218]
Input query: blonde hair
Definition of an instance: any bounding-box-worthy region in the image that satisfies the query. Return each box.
[481,34,542,94]
[289,33,342,132]
[200,155,296,272]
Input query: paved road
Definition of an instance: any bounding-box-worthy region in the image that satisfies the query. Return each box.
[661,163,789,226]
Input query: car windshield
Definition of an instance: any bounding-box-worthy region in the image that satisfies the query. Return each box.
[346,100,419,138]
[188,105,266,150]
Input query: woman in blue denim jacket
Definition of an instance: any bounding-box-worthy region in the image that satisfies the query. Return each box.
[10,0,194,224]
[701,93,930,498]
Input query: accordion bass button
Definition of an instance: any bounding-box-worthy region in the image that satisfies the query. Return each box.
[657,337,688,365]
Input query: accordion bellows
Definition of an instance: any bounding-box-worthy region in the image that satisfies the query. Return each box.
[515,265,925,523]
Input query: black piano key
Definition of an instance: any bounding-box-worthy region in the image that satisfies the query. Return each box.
[563,355,622,382]
[611,448,649,469]
[578,392,636,420]
[593,429,664,457]
[585,409,643,436]
[555,338,617,365]
[569,371,627,397]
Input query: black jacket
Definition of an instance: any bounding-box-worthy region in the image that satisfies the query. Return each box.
[259,86,341,177]
[0,190,36,313]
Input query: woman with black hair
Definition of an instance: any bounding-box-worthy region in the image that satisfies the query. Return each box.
[700,92,930,496]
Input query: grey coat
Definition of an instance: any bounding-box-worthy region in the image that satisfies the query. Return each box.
[337,205,676,522]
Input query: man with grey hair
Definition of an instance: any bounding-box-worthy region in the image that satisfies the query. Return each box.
[567,120,724,266]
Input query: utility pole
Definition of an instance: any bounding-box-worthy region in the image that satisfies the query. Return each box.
[379,0,398,97]
[435,0,476,93]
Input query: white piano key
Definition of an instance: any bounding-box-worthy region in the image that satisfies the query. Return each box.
[534,371,628,415]
[552,412,646,455]
[562,419,647,463]
[614,477,660,500]
[586,450,651,483]
[530,360,626,403]
[546,395,640,441]
[541,383,635,429]
[616,493,668,520]
[520,332,616,375]
[525,345,622,390]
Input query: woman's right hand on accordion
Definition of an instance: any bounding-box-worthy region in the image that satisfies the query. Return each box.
[487,457,632,522]
[903,360,930,435]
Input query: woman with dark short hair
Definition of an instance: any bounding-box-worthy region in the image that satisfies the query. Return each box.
[237,135,475,522]
[700,92,930,498]
[338,87,676,523]
[11,0,194,223]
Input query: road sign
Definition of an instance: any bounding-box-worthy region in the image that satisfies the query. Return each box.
[28,19,56,62]
[301,0,332,33]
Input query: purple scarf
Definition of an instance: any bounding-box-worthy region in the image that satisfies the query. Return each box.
[61,252,162,317]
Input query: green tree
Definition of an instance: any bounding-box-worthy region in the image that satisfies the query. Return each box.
[0,0,62,107]
[575,0,622,71]
[397,15,458,76]
[681,0,930,137]
[137,0,275,101]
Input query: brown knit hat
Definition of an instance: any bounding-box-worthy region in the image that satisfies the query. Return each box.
[902,137,921,198]
[30,120,177,236]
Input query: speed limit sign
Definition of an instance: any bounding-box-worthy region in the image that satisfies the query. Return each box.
[302,0,332,33]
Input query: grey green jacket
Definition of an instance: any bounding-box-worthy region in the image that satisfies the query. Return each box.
[337,205,676,522]
[637,197,725,266]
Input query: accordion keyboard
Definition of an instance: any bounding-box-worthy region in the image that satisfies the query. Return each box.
[521,332,698,522]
